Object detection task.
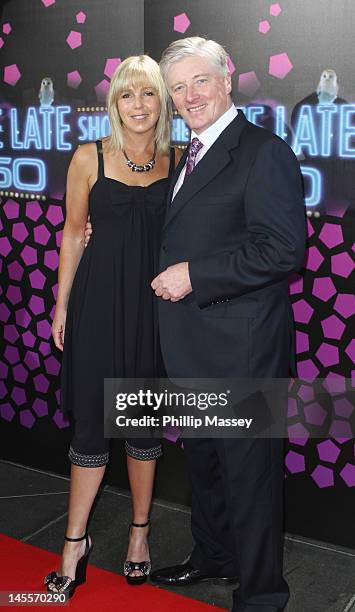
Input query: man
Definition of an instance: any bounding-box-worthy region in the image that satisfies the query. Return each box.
[150,37,306,612]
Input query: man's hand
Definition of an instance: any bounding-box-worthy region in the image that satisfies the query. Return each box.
[84,215,92,247]
[151,262,192,302]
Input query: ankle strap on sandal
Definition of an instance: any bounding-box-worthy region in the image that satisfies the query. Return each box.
[64,532,87,542]
[131,521,149,528]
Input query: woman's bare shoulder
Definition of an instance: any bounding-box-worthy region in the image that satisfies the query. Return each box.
[71,142,97,167]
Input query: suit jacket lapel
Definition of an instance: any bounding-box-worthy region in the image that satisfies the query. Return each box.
[163,111,248,232]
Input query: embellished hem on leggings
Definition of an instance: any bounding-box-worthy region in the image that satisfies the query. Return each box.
[125,441,162,461]
[68,445,109,467]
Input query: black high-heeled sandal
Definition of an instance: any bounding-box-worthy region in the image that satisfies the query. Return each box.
[124,521,151,586]
[44,532,92,598]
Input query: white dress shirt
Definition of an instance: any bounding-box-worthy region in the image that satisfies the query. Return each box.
[172,104,238,200]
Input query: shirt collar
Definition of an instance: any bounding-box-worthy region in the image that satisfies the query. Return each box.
[190,104,238,148]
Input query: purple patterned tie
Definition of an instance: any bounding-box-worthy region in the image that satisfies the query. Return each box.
[184,137,203,181]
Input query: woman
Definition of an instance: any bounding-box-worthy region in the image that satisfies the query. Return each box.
[45,55,180,597]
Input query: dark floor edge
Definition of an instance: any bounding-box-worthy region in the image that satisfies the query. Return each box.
[21,511,68,542]
[104,484,191,515]
[0,492,69,499]
[2,459,355,558]
[343,594,355,612]
[284,534,355,558]
[0,459,70,482]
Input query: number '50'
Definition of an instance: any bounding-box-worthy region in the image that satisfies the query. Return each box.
[0,157,46,191]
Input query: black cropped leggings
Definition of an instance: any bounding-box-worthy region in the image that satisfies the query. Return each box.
[68,412,162,467]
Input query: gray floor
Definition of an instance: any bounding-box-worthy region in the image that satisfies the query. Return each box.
[0,460,354,612]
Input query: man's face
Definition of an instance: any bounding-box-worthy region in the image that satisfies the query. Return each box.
[166,55,232,134]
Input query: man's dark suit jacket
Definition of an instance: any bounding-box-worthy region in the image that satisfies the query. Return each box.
[158,110,306,379]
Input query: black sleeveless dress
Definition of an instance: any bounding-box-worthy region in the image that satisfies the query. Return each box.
[60,141,174,464]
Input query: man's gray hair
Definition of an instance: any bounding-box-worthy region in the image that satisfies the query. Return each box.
[159,36,229,84]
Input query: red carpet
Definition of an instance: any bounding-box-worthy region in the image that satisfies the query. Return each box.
[0,534,226,611]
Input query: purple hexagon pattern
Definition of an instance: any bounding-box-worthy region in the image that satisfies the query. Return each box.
[227,56,236,76]
[67,70,82,89]
[270,3,282,17]
[76,11,86,24]
[95,79,110,102]
[269,53,293,79]
[238,71,260,97]
[173,12,191,33]
[3,63,21,86]
[259,20,270,34]
[66,31,82,50]
[3,206,353,490]
[287,211,354,489]
[1,197,68,435]
[104,58,121,79]
[0,5,354,494]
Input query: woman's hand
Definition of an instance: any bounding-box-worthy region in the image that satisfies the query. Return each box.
[52,307,67,351]
[84,215,93,247]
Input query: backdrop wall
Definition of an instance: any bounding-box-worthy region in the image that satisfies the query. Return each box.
[0,0,354,548]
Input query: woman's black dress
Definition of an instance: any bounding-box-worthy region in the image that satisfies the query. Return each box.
[60,141,174,466]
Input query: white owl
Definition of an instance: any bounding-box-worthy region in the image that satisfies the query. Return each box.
[39,77,54,107]
[317,69,339,105]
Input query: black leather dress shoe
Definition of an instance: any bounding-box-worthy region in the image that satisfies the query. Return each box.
[150,561,238,587]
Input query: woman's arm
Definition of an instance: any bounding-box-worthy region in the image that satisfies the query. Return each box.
[52,143,96,350]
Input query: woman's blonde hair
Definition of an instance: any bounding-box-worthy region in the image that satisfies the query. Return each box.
[105,55,170,153]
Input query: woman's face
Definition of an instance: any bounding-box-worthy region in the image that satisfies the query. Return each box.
[117,82,161,136]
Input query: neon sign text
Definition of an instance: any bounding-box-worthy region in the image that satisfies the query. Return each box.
[9,106,71,151]
[0,157,46,191]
